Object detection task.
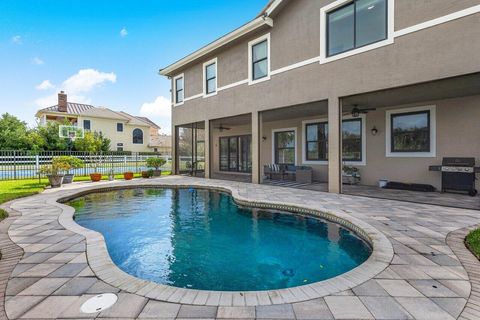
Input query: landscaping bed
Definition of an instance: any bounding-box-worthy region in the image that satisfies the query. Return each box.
[466,228,480,260]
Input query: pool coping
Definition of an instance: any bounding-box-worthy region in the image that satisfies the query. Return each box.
[51,179,394,306]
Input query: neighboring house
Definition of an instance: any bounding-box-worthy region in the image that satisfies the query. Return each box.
[149,134,173,156]
[36,91,161,153]
[160,0,480,193]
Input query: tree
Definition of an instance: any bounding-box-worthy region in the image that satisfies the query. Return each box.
[0,113,31,150]
[74,131,111,152]
[35,122,69,151]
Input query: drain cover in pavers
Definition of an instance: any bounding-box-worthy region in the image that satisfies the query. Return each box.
[80,293,118,313]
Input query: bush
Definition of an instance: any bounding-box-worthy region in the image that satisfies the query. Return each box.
[466,228,480,260]
[0,208,7,221]
[52,156,84,173]
[146,157,166,170]
[39,162,70,176]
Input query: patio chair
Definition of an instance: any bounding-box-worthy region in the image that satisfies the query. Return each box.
[264,164,284,180]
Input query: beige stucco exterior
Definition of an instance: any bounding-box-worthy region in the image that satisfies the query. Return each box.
[165,0,480,194]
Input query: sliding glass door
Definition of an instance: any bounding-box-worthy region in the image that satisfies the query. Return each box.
[219,135,252,173]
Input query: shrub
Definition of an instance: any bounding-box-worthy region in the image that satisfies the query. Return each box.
[466,228,480,260]
[52,156,84,174]
[146,157,166,170]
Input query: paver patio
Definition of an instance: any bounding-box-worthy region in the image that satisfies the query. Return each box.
[1,176,479,319]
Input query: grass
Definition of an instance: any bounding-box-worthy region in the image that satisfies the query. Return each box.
[0,171,172,207]
[466,228,480,260]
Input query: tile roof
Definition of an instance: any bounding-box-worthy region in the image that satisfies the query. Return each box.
[40,103,95,115]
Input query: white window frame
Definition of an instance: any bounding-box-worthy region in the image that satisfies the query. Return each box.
[203,58,218,98]
[173,73,185,106]
[272,127,297,165]
[320,0,395,64]
[385,105,436,158]
[248,33,271,85]
[302,115,367,166]
[116,122,124,132]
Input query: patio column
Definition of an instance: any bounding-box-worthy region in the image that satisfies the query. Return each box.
[328,97,342,194]
[171,125,177,175]
[204,119,211,179]
[252,111,262,184]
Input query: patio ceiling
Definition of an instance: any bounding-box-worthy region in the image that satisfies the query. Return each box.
[342,72,480,111]
[262,100,328,122]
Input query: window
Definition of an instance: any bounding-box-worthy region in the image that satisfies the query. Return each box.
[386,106,436,157]
[117,123,123,132]
[342,119,362,161]
[133,128,143,144]
[204,59,217,96]
[248,34,270,84]
[327,0,387,57]
[306,122,328,161]
[219,135,252,173]
[174,75,184,104]
[274,130,296,165]
[391,111,430,153]
[304,118,363,163]
[83,120,91,131]
[117,143,124,152]
[252,40,268,80]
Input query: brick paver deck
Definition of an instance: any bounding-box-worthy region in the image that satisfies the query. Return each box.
[1,176,479,319]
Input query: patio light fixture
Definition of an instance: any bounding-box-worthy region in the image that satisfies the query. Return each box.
[371,126,378,136]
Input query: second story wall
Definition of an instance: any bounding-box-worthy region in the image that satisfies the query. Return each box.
[170,0,480,125]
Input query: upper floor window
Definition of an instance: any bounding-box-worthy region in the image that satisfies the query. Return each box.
[327,0,387,57]
[83,120,91,131]
[248,34,270,84]
[204,59,217,96]
[133,128,143,144]
[174,75,184,105]
[117,123,123,132]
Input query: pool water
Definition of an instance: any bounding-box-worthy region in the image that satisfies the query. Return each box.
[70,188,371,291]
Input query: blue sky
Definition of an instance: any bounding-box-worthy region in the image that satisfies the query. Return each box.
[0,0,266,133]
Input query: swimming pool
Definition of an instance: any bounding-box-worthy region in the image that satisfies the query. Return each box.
[70,188,371,291]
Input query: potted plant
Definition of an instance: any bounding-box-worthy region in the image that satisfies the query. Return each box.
[39,162,69,188]
[141,170,154,179]
[123,171,134,180]
[89,154,103,182]
[52,156,84,184]
[146,157,166,177]
[108,169,115,181]
[342,165,361,185]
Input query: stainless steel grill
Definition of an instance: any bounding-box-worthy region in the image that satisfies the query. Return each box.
[430,157,479,196]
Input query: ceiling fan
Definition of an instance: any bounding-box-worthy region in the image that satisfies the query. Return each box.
[213,124,232,132]
[345,104,377,117]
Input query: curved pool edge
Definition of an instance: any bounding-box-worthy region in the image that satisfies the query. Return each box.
[51,179,394,306]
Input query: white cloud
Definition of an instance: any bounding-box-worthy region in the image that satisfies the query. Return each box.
[35,80,54,90]
[35,68,116,108]
[140,96,172,134]
[32,57,45,65]
[120,27,128,38]
[11,35,22,44]
[62,69,117,93]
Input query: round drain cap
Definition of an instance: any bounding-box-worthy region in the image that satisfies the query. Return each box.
[81,293,118,314]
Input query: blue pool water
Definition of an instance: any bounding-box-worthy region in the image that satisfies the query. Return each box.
[70,188,371,291]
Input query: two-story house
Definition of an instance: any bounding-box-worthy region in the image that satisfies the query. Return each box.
[160,0,480,195]
[36,91,163,153]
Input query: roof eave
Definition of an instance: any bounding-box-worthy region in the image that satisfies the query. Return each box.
[159,16,274,77]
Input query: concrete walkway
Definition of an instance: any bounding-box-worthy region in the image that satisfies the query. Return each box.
[1,176,480,320]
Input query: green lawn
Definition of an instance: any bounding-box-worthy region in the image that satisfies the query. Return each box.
[466,228,480,260]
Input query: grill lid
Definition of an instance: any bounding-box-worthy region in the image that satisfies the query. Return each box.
[442,157,475,167]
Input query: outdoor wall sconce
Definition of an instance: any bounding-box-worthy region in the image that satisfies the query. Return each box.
[262,136,267,142]
[371,126,378,136]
